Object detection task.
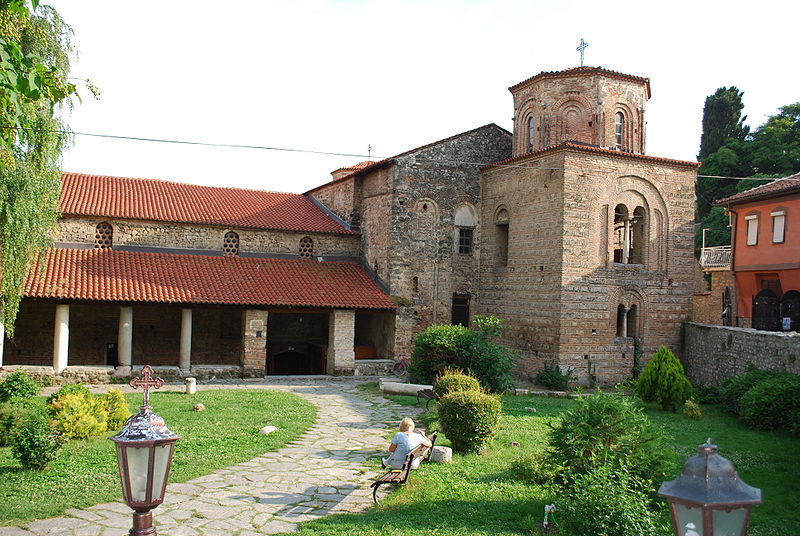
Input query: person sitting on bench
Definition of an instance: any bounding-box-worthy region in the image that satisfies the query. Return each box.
[382,417,432,470]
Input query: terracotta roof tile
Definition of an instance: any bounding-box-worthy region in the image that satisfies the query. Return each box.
[24,248,394,310]
[483,141,699,170]
[509,66,651,98]
[60,173,358,235]
[715,173,800,205]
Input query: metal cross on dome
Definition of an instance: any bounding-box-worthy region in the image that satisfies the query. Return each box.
[129,365,165,407]
[576,38,589,67]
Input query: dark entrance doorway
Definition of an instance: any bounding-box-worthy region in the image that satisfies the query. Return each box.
[451,293,471,327]
[781,290,800,331]
[266,313,328,375]
[753,289,780,331]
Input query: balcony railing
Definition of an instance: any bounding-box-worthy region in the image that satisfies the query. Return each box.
[700,245,732,268]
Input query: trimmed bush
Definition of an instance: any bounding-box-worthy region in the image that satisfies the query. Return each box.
[0,397,46,447]
[409,315,516,392]
[0,370,40,403]
[547,391,671,487]
[720,367,775,417]
[49,393,108,439]
[102,388,132,431]
[536,361,574,391]
[509,453,561,485]
[559,465,661,536]
[438,389,501,454]
[10,407,63,470]
[636,347,693,412]
[692,382,722,405]
[683,399,703,420]
[739,373,800,433]
[433,369,481,398]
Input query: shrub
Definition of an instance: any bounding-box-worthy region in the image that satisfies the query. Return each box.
[102,388,132,431]
[636,347,693,412]
[739,373,800,433]
[46,383,91,406]
[536,361,574,391]
[438,389,501,454]
[720,367,775,416]
[683,399,703,420]
[0,397,46,447]
[559,465,661,536]
[0,370,40,403]
[409,315,517,392]
[10,408,63,470]
[509,453,562,485]
[433,369,481,398]
[49,392,108,439]
[547,391,671,487]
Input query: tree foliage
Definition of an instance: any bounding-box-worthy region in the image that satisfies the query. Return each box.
[0,1,76,335]
[636,347,693,412]
[696,92,800,256]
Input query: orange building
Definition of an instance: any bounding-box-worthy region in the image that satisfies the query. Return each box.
[716,173,800,331]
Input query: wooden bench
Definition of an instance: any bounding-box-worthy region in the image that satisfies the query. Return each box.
[416,388,437,410]
[370,432,437,503]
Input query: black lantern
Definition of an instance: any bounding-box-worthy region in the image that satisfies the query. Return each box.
[111,365,180,536]
[658,439,761,536]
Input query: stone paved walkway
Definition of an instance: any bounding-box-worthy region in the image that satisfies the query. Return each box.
[1,378,418,535]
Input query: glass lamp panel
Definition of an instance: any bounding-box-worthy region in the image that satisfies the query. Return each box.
[125,446,152,502]
[713,508,747,536]
[151,443,173,500]
[675,504,704,536]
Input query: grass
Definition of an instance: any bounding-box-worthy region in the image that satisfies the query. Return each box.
[289,390,799,536]
[0,388,316,526]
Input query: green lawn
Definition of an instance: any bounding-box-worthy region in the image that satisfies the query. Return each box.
[290,390,799,536]
[0,388,316,526]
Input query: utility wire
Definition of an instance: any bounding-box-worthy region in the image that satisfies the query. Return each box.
[3,125,779,180]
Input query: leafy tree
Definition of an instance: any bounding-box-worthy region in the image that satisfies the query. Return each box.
[0,1,77,335]
[696,87,749,220]
[698,87,749,160]
[748,102,800,176]
[636,347,693,412]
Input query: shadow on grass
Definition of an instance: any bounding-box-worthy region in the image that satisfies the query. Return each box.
[295,498,542,536]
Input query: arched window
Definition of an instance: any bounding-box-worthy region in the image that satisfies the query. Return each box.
[95,222,113,249]
[627,304,638,338]
[527,117,535,152]
[630,207,646,265]
[454,205,476,256]
[496,208,509,266]
[615,112,625,150]
[299,236,314,258]
[223,231,239,256]
[612,204,647,265]
[613,205,629,263]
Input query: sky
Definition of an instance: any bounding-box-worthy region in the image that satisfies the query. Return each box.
[52,0,798,194]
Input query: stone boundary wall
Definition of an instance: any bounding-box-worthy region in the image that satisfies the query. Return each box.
[683,322,800,387]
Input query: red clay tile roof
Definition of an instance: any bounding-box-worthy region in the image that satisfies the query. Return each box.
[333,161,376,173]
[24,248,394,310]
[60,173,358,235]
[509,66,651,99]
[715,173,800,205]
[482,141,699,170]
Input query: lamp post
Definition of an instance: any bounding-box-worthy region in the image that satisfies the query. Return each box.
[111,365,180,536]
[658,439,761,536]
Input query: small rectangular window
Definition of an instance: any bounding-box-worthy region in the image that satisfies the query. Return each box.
[745,215,758,246]
[458,228,474,255]
[772,211,786,243]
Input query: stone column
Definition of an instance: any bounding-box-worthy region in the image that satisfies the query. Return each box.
[622,218,631,264]
[180,308,192,373]
[116,306,133,376]
[327,309,355,375]
[53,304,70,374]
[621,306,628,338]
[241,309,267,377]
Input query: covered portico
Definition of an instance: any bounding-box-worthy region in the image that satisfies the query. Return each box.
[1,248,395,378]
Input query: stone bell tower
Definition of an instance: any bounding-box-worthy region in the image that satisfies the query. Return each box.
[508,66,651,157]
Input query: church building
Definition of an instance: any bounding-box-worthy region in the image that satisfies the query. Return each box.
[1,66,699,384]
